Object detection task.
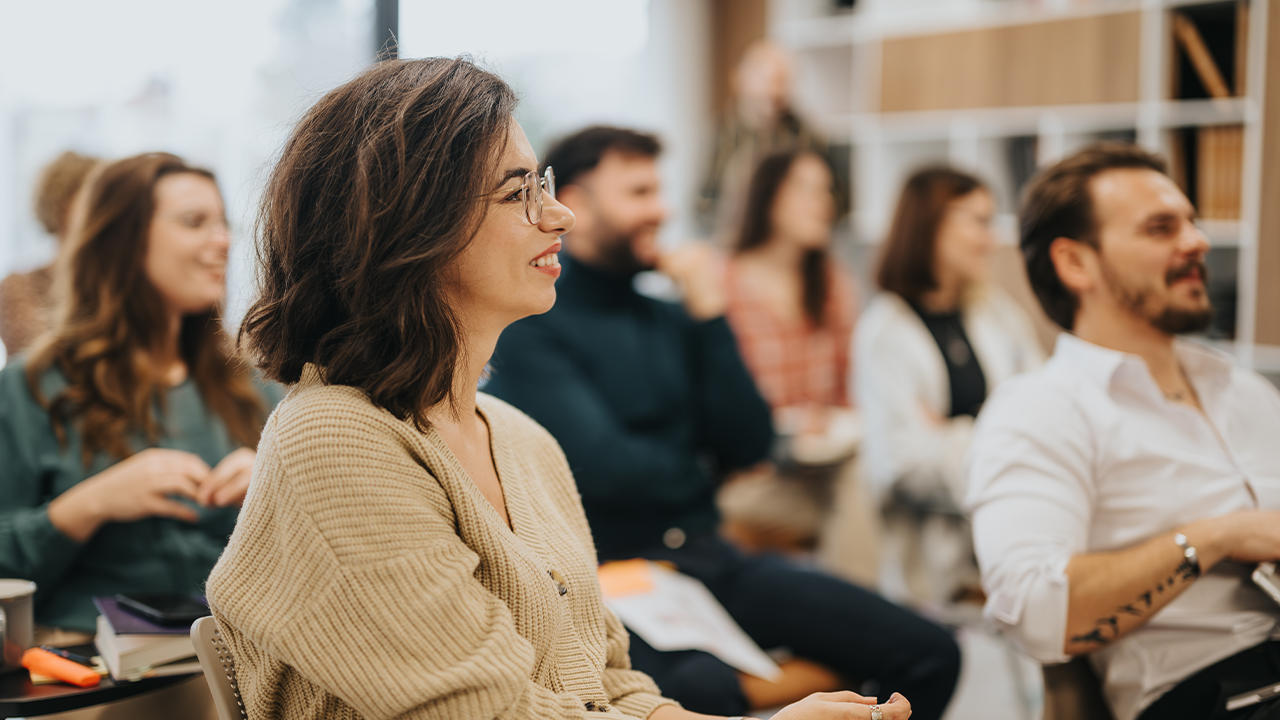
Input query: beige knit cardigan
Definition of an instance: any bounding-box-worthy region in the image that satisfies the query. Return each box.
[206,367,675,719]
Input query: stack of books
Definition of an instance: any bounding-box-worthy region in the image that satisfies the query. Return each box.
[92,597,203,681]
[1172,7,1245,220]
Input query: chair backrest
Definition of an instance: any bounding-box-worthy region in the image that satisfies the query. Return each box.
[1042,656,1115,720]
[191,616,248,720]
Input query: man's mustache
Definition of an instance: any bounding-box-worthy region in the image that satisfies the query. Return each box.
[1166,259,1208,286]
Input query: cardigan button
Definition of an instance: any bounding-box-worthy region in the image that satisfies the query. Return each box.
[663,527,686,549]
[548,569,568,596]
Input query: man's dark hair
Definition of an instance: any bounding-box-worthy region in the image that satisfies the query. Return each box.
[240,57,517,430]
[543,126,662,188]
[877,166,985,304]
[1020,142,1168,330]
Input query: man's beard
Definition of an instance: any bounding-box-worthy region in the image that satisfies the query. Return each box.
[1101,256,1214,335]
[592,217,658,277]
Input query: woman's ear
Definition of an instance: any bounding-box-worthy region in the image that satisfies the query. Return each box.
[1049,236,1097,297]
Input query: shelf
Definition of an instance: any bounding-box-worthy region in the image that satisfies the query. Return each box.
[774,0,1150,49]
[840,98,1246,143]
[772,13,856,49]
[773,0,1238,49]
[1199,219,1244,246]
[1157,97,1250,126]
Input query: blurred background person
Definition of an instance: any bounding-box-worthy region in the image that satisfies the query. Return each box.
[698,40,838,241]
[488,125,960,720]
[718,148,877,585]
[0,153,281,643]
[856,167,1045,608]
[0,151,99,355]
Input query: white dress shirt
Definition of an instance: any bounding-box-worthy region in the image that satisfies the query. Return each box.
[967,333,1280,720]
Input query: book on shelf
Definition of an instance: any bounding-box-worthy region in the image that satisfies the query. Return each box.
[1172,3,1249,100]
[92,596,202,681]
[1197,125,1244,221]
[1173,12,1232,99]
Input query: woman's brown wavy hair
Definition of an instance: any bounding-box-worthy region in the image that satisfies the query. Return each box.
[877,166,985,304]
[26,152,267,465]
[239,57,516,429]
[735,149,837,327]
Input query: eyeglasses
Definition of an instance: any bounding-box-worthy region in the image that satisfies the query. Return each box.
[517,167,556,225]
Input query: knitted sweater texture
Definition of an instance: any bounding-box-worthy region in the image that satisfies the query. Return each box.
[206,367,673,719]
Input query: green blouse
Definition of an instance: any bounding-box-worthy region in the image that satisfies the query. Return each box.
[0,357,283,632]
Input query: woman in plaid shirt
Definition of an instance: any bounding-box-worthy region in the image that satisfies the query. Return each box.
[719,149,872,583]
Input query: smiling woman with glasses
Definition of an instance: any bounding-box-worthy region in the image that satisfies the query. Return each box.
[204,57,912,720]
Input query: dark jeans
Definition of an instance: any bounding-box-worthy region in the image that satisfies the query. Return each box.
[612,534,961,720]
[1139,641,1280,720]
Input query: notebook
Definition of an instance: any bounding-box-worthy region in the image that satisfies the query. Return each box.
[92,597,201,681]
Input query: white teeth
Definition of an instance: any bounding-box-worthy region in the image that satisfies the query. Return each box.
[531,253,559,268]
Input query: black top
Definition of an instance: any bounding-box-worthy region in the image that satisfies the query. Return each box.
[485,257,774,559]
[910,304,988,418]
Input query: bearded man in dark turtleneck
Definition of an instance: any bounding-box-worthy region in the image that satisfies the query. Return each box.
[485,126,959,720]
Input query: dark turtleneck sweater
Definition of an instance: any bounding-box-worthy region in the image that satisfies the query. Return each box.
[485,257,774,560]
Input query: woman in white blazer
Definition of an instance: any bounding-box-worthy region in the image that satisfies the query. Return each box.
[856,167,1045,605]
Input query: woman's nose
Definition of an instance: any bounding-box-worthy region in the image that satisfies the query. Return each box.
[540,195,575,236]
[210,221,231,254]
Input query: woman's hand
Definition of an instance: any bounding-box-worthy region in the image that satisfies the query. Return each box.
[771,691,911,720]
[48,448,211,543]
[197,448,256,508]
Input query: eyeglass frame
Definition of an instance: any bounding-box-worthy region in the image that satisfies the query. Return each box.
[514,166,556,225]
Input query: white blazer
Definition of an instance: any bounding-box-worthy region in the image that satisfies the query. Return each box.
[855,287,1047,503]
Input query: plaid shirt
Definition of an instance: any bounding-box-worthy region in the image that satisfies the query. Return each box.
[725,261,857,410]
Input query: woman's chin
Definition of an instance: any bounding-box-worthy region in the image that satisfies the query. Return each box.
[510,289,557,322]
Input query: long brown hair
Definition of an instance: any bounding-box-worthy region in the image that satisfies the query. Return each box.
[735,149,834,327]
[26,153,266,464]
[877,167,984,304]
[240,57,517,430]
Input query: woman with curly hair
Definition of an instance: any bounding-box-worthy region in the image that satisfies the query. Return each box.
[0,152,281,638]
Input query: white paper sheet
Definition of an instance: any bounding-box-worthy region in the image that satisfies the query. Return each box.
[603,562,782,681]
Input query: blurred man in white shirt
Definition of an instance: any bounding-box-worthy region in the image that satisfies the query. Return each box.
[967,143,1280,720]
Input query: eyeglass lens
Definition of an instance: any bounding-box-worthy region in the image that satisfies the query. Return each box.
[523,167,556,224]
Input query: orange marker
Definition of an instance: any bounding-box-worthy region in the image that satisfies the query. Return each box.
[22,647,100,688]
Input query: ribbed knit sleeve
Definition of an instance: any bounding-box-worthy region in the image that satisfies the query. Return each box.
[208,376,675,720]
[600,607,675,719]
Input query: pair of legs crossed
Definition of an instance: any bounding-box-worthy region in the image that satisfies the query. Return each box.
[615,534,960,720]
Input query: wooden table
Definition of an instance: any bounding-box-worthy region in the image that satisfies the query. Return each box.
[0,645,196,717]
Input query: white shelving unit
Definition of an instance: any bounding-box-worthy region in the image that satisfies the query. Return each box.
[769,0,1276,369]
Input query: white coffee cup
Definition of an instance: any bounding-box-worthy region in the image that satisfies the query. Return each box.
[0,579,36,674]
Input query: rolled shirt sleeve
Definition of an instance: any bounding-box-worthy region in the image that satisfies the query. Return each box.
[966,374,1096,664]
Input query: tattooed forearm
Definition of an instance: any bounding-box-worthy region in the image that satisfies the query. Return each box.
[1072,629,1109,645]
[1176,556,1201,581]
[1070,560,1199,648]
